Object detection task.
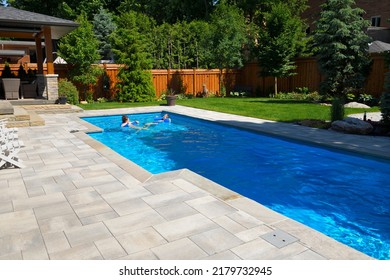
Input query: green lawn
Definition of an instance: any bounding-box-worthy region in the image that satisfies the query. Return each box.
[78,97,379,122]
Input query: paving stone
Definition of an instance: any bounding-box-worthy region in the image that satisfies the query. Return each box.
[0,210,38,237]
[155,202,198,221]
[110,198,152,216]
[104,209,166,236]
[102,187,151,204]
[235,225,274,242]
[65,222,112,247]
[72,199,113,219]
[72,174,118,189]
[117,227,167,255]
[228,197,286,224]
[0,229,45,259]
[0,184,28,202]
[66,190,102,206]
[120,250,158,260]
[49,243,103,260]
[144,181,179,194]
[227,210,264,229]
[0,252,23,260]
[13,192,67,211]
[42,182,76,194]
[203,250,241,260]
[26,186,45,197]
[42,231,71,254]
[38,213,82,234]
[290,249,327,260]
[22,246,49,260]
[93,182,128,195]
[142,190,193,208]
[190,228,243,255]
[230,238,276,259]
[172,178,203,193]
[0,201,13,214]
[34,201,74,220]
[189,200,237,219]
[151,238,208,260]
[154,213,218,242]
[212,216,247,235]
[80,211,119,225]
[94,237,127,260]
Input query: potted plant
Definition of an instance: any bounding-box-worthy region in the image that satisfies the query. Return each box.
[1,63,20,100]
[165,89,177,106]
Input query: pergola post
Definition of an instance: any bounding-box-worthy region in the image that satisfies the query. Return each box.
[43,26,54,75]
[34,26,59,100]
[34,33,43,75]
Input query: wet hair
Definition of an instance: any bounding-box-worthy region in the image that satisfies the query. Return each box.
[122,115,128,123]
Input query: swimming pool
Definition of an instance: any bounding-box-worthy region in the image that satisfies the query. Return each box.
[83,112,390,260]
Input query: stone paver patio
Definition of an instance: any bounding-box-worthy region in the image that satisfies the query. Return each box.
[1,105,388,260]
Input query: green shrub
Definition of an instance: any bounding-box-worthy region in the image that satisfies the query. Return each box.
[295,87,310,95]
[86,91,94,103]
[346,93,356,102]
[330,97,345,122]
[116,69,156,102]
[273,91,322,102]
[358,93,373,105]
[229,91,250,97]
[58,79,79,105]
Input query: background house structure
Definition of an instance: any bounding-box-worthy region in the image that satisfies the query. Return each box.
[302,0,390,43]
[0,6,78,100]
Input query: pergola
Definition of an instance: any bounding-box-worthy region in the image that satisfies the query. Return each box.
[0,6,78,99]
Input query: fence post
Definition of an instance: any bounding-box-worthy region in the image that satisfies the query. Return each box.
[193,68,196,95]
[167,68,171,91]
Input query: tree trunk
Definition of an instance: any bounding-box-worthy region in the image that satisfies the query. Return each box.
[274,76,278,95]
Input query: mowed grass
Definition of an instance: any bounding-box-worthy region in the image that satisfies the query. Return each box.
[78,97,379,122]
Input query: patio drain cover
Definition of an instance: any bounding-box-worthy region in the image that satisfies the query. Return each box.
[261,229,299,248]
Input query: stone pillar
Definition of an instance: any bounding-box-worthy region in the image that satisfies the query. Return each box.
[37,74,59,101]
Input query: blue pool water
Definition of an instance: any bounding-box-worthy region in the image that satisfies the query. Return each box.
[83,112,390,259]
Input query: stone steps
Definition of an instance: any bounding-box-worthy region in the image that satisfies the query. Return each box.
[0,106,45,127]
[1,101,83,128]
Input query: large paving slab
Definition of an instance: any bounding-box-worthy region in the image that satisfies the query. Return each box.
[0,105,383,260]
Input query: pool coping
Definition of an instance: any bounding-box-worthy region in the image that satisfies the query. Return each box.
[71,105,386,260]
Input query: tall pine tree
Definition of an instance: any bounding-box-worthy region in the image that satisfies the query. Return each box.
[313,0,371,97]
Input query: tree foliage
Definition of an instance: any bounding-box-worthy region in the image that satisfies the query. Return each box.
[110,11,155,102]
[57,14,103,95]
[118,0,214,24]
[254,3,307,94]
[208,0,248,70]
[93,8,116,61]
[8,0,310,101]
[313,0,371,97]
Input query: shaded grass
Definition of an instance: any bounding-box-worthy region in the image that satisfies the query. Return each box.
[176,98,379,122]
[78,98,379,122]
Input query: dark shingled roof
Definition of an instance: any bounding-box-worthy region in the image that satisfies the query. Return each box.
[0,6,79,39]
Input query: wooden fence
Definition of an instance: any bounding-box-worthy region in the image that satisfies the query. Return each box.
[1,53,388,100]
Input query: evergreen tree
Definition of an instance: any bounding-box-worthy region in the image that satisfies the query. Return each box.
[313,0,371,97]
[93,8,116,61]
[110,11,156,102]
[208,0,247,70]
[254,2,307,95]
[57,13,103,100]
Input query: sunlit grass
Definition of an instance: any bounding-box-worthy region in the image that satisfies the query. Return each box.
[78,97,379,122]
